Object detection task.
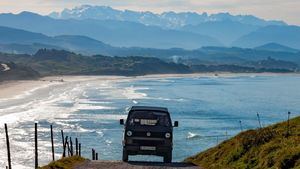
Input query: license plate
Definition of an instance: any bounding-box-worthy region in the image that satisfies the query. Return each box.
[140,119,157,126]
[140,146,156,151]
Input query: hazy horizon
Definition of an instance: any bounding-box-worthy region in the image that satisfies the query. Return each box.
[0,0,299,26]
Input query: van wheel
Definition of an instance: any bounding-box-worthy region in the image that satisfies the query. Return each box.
[163,151,172,163]
[122,149,128,162]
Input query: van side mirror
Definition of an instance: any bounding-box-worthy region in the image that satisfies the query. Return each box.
[174,121,179,127]
[120,119,124,125]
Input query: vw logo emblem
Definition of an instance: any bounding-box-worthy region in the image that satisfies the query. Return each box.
[146,132,151,137]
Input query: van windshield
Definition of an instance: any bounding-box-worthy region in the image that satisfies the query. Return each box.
[128,111,171,127]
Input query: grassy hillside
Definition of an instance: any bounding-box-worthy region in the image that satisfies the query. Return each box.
[0,62,40,82]
[185,116,300,169]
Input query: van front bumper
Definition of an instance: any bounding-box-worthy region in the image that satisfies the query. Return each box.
[123,137,172,156]
[125,145,171,156]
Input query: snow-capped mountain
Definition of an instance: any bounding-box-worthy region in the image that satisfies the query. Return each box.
[49,5,286,29]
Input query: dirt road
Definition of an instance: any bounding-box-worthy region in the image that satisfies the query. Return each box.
[74,161,200,169]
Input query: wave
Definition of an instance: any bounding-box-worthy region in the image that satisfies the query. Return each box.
[155,97,185,102]
[84,114,127,120]
[77,99,112,104]
[105,139,112,145]
[75,104,116,110]
[186,132,201,140]
[122,86,148,99]
[132,100,139,104]
[0,82,60,103]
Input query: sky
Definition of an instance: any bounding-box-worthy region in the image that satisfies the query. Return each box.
[0,0,299,25]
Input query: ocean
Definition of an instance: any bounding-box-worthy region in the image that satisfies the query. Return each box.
[0,74,300,168]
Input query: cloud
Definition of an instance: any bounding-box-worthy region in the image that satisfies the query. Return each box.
[0,0,299,25]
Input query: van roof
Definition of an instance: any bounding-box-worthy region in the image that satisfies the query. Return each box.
[130,106,168,112]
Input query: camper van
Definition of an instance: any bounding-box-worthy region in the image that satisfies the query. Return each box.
[120,106,178,163]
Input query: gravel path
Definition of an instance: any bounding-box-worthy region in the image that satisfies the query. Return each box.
[74,160,200,169]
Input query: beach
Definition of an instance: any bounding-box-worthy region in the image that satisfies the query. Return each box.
[1,73,296,100]
[0,76,128,100]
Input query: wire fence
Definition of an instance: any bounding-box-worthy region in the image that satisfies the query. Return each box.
[1,111,297,168]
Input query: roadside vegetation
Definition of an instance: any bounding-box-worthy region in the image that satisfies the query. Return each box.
[40,156,86,169]
[185,116,300,169]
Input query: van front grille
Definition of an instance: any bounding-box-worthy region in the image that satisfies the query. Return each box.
[132,131,166,138]
[132,139,165,146]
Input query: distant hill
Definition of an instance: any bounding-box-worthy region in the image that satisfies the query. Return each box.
[53,35,118,56]
[0,26,118,55]
[232,25,300,49]
[0,26,53,44]
[0,12,221,49]
[0,43,63,54]
[49,5,286,29]
[255,43,299,53]
[178,47,300,66]
[0,61,40,81]
[181,20,259,45]
[0,49,192,76]
[185,116,300,169]
[0,49,297,78]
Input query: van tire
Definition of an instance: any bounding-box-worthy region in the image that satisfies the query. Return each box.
[122,149,128,162]
[163,151,172,163]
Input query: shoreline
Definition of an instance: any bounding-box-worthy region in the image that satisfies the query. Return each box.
[0,72,299,100]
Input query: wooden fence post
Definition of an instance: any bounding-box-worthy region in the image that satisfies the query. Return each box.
[287,111,291,137]
[61,130,64,155]
[66,139,70,157]
[70,137,73,156]
[92,149,95,160]
[79,143,81,157]
[75,138,78,156]
[63,136,68,157]
[50,125,55,161]
[257,112,262,129]
[35,122,38,169]
[239,120,243,132]
[5,124,12,169]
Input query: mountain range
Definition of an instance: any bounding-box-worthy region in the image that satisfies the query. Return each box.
[49,5,285,29]
[0,25,299,68]
[0,11,221,49]
[0,5,299,50]
[48,5,297,46]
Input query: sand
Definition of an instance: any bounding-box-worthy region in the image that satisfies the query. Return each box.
[0,76,124,99]
[0,73,298,100]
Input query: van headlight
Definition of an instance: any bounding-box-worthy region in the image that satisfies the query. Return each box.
[126,130,132,136]
[165,133,171,138]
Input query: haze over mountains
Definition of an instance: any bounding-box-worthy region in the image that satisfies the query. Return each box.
[0,4,299,73]
[1,25,299,66]
[0,11,221,49]
[0,5,299,51]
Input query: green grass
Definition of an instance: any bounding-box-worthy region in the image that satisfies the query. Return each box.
[185,116,300,169]
[40,156,86,169]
